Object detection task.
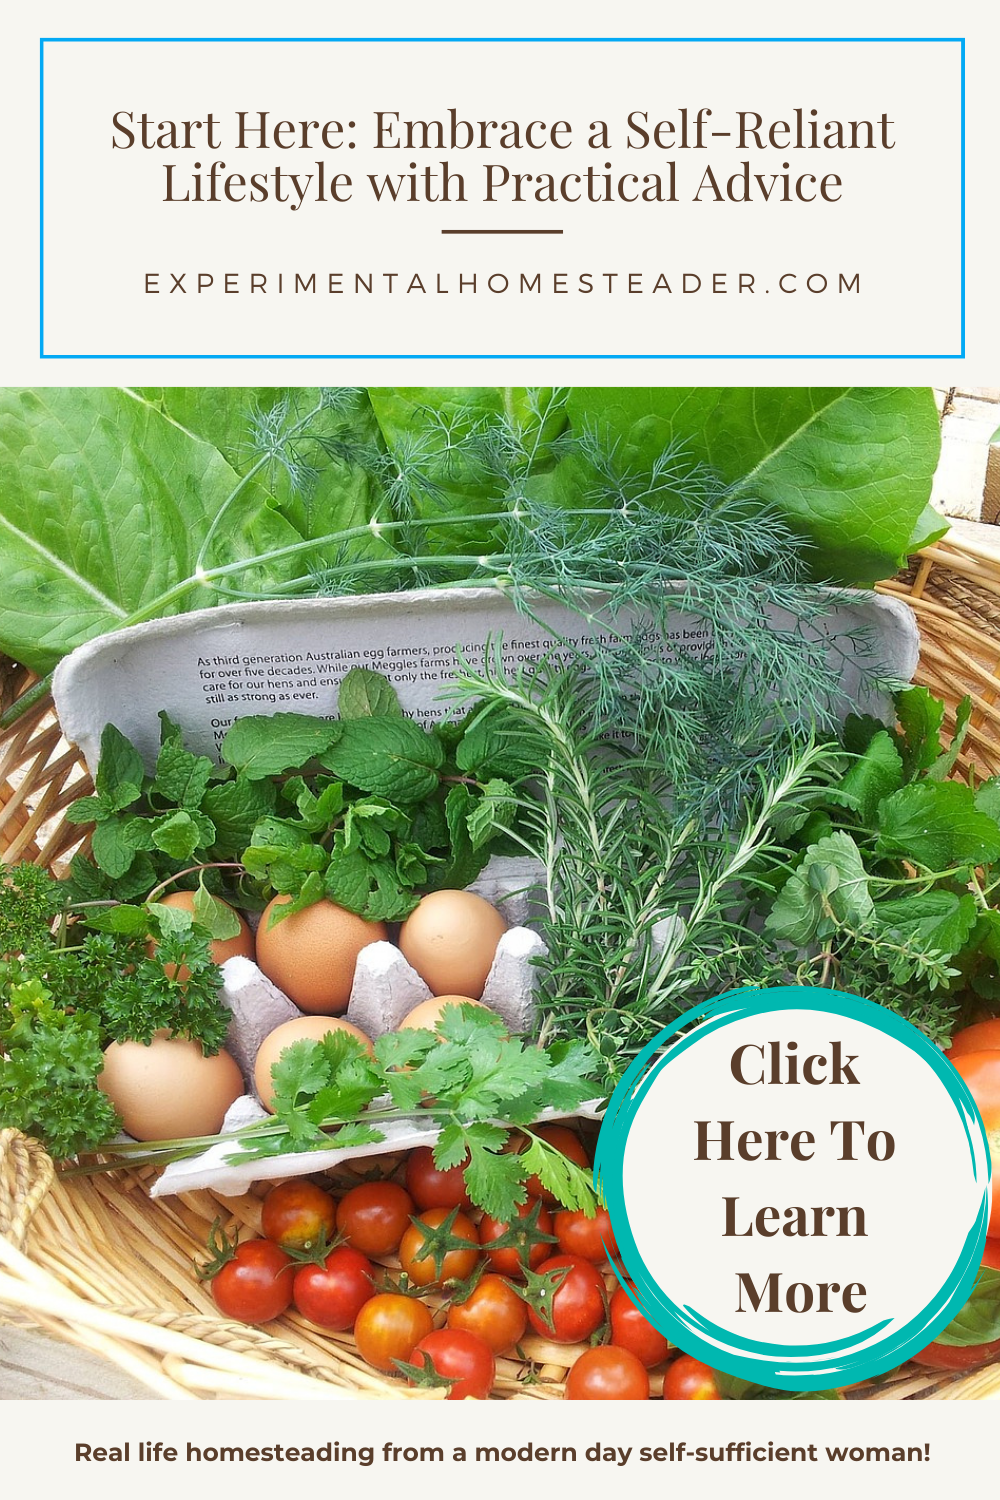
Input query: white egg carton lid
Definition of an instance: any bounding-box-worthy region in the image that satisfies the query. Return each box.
[52,585,919,775]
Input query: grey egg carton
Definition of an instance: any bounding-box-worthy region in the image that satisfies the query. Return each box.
[152,870,549,1198]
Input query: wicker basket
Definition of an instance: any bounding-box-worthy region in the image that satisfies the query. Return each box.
[2,536,1000,1401]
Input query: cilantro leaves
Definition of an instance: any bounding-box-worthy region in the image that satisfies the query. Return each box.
[243,1002,599,1221]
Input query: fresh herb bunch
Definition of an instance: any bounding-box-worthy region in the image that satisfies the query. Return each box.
[758,686,1000,1043]
[272,405,879,818]
[440,644,843,1076]
[78,1004,600,1223]
[0,866,231,1156]
[64,667,522,926]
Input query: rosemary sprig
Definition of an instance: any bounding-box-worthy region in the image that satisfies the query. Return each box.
[440,646,843,1077]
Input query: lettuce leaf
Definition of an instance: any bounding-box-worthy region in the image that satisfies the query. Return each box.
[0,387,303,673]
[554,387,944,585]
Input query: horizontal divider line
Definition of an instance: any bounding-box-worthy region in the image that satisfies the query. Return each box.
[440,228,564,235]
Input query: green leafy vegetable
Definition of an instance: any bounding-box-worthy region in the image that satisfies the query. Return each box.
[753,685,1000,1041]
[0,894,231,1156]
[766,832,873,946]
[0,980,121,1159]
[876,782,1000,868]
[0,386,304,676]
[556,386,943,585]
[934,1267,1000,1347]
[66,680,520,925]
[221,714,342,779]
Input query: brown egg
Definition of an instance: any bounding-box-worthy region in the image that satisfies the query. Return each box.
[148,889,255,983]
[254,1015,374,1112]
[398,890,507,998]
[397,995,493,1033]
[98,1031,244,1141]
[255,896,387,1014]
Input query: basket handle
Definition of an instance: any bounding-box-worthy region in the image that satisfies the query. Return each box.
[0,1128,55,1251]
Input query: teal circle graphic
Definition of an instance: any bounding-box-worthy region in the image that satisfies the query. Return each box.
[593,985,992,1392]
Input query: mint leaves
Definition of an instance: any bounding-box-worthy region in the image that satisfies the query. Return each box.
[66,667,522,926]
[222,713,342,779]
[322,717,444,802]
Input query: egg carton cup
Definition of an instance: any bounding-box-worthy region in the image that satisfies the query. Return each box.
[219,920,546,1086]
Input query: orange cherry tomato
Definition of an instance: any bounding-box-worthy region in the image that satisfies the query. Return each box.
[479,1198,555,1277]
[525,1255,606,1343]
[662,1354,721,1400]
[404,1146,473,1211]
[949,1020,1000,1059]
[554,1207,618,1263]
[398,1207,480,1287]
[210,1239,294,1324]
[911,1337,1000,1371]
[951,1051,1000,1237]
[566,1345,650,1400]
[291,1245,374,1331]
[260,1180,336,1252]
[409,1328,496,1401]
[610,1284,670,1368]
[447,1275,528,1353]
[354,1293,434,1372]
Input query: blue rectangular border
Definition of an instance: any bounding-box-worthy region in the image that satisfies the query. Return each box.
[38,36,966,360]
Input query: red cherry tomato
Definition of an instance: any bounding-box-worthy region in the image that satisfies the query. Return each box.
[447,1275,528,1353]
[662,1354,721,1400]
[609,1285,670,1368]
[210,1239,294,1324]
[261,1179,337,1251]
[408,1328,496,1400]
[354,1293,434,1372]
[479,1198,555,1277]
[336,1181,414,1256]
[951,1051,1000,1236]
[554,1207,618,1263]
[526,1255,606,1343]
[565,1345,650,1400]
[398,1207,480,1287]
[405,1146,473,1211]
[292,1245,374,1331]
[983,1238,1000,1270]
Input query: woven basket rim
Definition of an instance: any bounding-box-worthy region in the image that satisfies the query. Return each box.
[3,535,1000,1400]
